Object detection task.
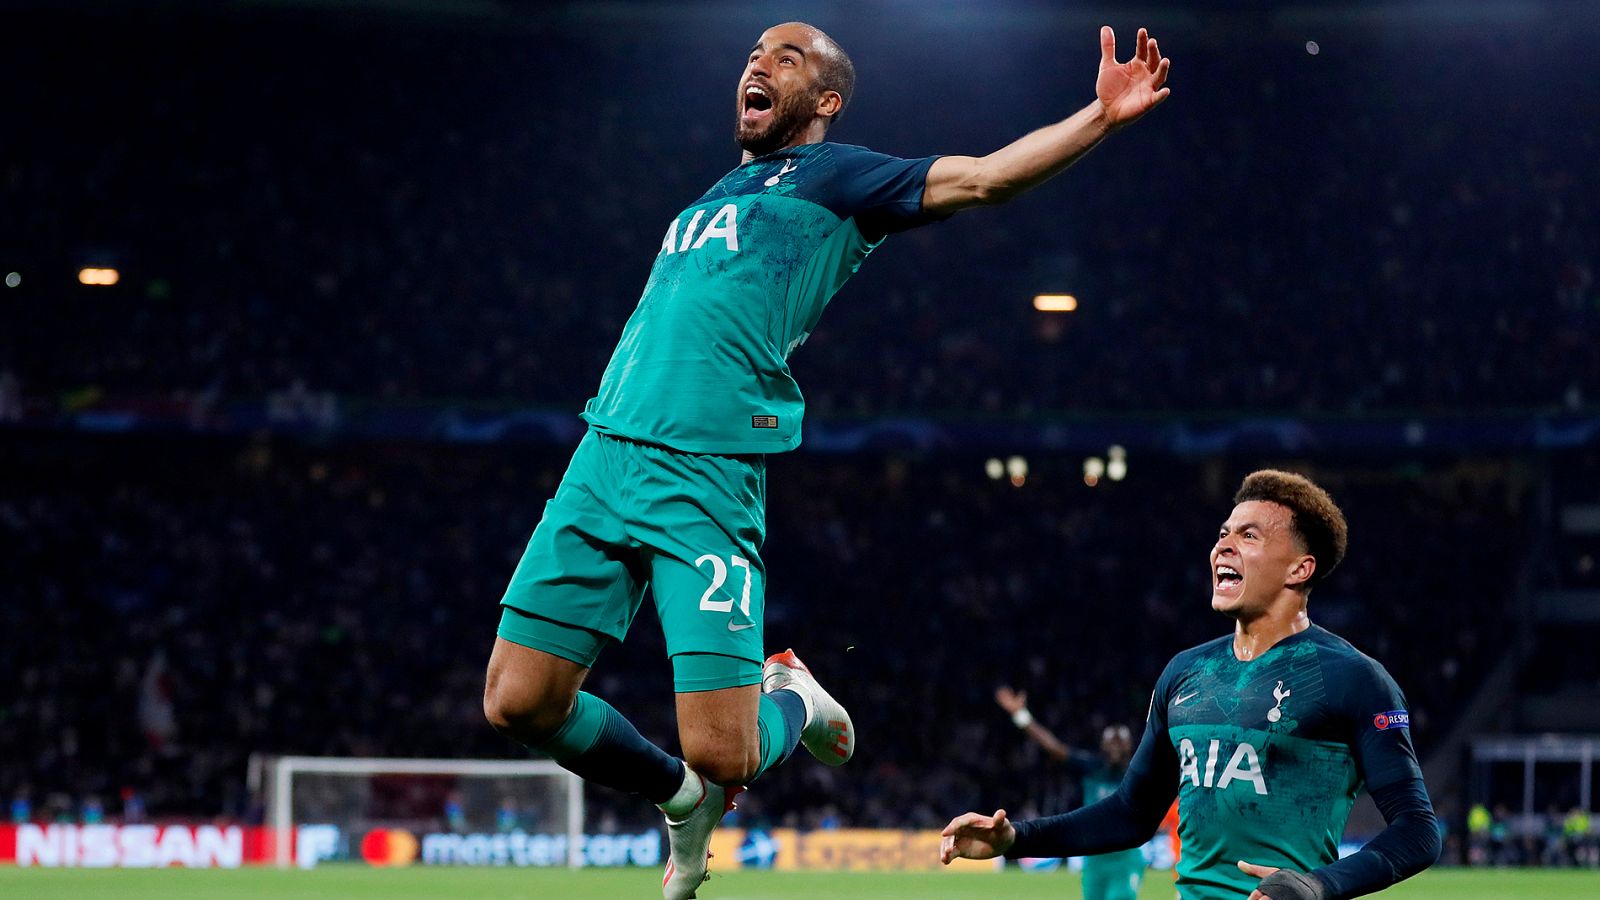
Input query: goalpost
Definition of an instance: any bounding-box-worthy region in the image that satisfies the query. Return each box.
[255,756,583,869]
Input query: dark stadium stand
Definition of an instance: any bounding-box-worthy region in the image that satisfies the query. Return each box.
[1,7,1595,417]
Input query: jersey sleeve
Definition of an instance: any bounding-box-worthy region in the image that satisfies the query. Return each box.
[1305,652,1440,898]
[1005,658,1180,858]
[821,144,945,238]
[1338,654,1424,793]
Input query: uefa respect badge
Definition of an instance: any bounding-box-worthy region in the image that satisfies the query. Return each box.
[1372,710,1410,731]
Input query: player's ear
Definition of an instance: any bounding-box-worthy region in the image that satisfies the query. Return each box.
[1286,554,1316,589]
[815,90,843,120]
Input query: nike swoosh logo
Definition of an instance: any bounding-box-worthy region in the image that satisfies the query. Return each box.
[728,622,757,632]
[1174,691,1200,706]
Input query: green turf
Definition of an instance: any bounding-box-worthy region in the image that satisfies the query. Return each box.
[0,866,1595,898]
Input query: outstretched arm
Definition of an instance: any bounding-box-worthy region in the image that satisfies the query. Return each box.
[995,686,1073,762]
[943,677,1179,864]
[922,25,1171,215]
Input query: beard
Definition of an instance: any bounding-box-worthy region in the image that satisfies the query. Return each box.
[735,83,821,157]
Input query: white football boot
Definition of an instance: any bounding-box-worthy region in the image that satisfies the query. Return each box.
[662,770,742,900]
[762,648,854,766]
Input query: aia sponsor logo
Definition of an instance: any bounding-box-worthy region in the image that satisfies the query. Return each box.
[1373,710,1410,731]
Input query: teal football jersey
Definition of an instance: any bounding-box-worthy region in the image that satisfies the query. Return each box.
[1158,628,1422,899]
[581,142,942,454]
[1008,625,1430,900]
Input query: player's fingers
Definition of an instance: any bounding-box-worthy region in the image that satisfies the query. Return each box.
[1146,38,1161,73]
[1248,892,1268,900]
[1238,860,1277,878]
[941,812,982,836]
[939,835,955,864]
[1100,25,1116,64]
[1153,57,1171,90]
[993,808,1009,827]
[1134,27,1149,63]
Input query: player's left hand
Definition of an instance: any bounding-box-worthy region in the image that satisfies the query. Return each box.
[939,808,1016,864]
[1239,861,1329,900]
[1096,25,1172,128]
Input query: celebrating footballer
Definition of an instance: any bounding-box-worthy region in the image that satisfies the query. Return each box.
[942,471,1441,900]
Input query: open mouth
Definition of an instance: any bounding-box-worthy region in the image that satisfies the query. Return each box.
[1214,564,1243,593]
[742,84,774,124]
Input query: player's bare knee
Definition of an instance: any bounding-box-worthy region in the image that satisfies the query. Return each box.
[482,680,570,744]
[684,742,760,786]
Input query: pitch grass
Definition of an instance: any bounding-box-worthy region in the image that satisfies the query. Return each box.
[0,866,1596,898]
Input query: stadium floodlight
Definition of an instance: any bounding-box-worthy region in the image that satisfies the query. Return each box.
[78,267,120,286]
[255,756,583,870]
[1032,293,1077,312]
[1005,455,1028,487]
[1107,445,1128,481]
[1083,456,1105,487]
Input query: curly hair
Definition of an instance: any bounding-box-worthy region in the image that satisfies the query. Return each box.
[1234,469,1349,589]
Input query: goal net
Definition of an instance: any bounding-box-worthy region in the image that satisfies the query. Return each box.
[253,756,584,869]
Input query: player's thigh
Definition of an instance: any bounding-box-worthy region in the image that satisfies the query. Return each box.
[500,432,648,648]
[636,447,768,670]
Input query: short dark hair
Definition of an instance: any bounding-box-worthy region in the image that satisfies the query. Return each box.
[796,24,854,124]
[1233,469,1349,589]
[816,39,855,123]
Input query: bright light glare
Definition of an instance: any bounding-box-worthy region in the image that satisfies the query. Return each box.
[79,267,121,286]
[1006,455,1028,488]
[1033,294,1078,312]
[3,272,19,288]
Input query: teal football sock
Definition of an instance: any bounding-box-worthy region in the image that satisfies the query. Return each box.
[755,689,806,779]
[535,691,683,805]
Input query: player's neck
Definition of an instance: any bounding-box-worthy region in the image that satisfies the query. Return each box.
[739,122,830,165]
[1231,602,1311,662]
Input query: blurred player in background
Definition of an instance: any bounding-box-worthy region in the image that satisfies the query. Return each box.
[942,471,1441,900]
[480,19,1171,899]
[995,685,1147,900]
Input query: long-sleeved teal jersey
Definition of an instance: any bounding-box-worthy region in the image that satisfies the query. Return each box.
[581,142,942,454]
[1008,625,1439,900]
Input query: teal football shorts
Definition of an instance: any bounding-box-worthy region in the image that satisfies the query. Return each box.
[498,429,766,692]
[1081,850,1145,900]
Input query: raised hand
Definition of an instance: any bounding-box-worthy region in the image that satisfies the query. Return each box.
[939,808,1016,864]
[1096,25,1172,128]
[994,686,1028,714]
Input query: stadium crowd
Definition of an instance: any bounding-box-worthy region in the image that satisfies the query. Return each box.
[1,13,1596,417]
[1,433,1520,847]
